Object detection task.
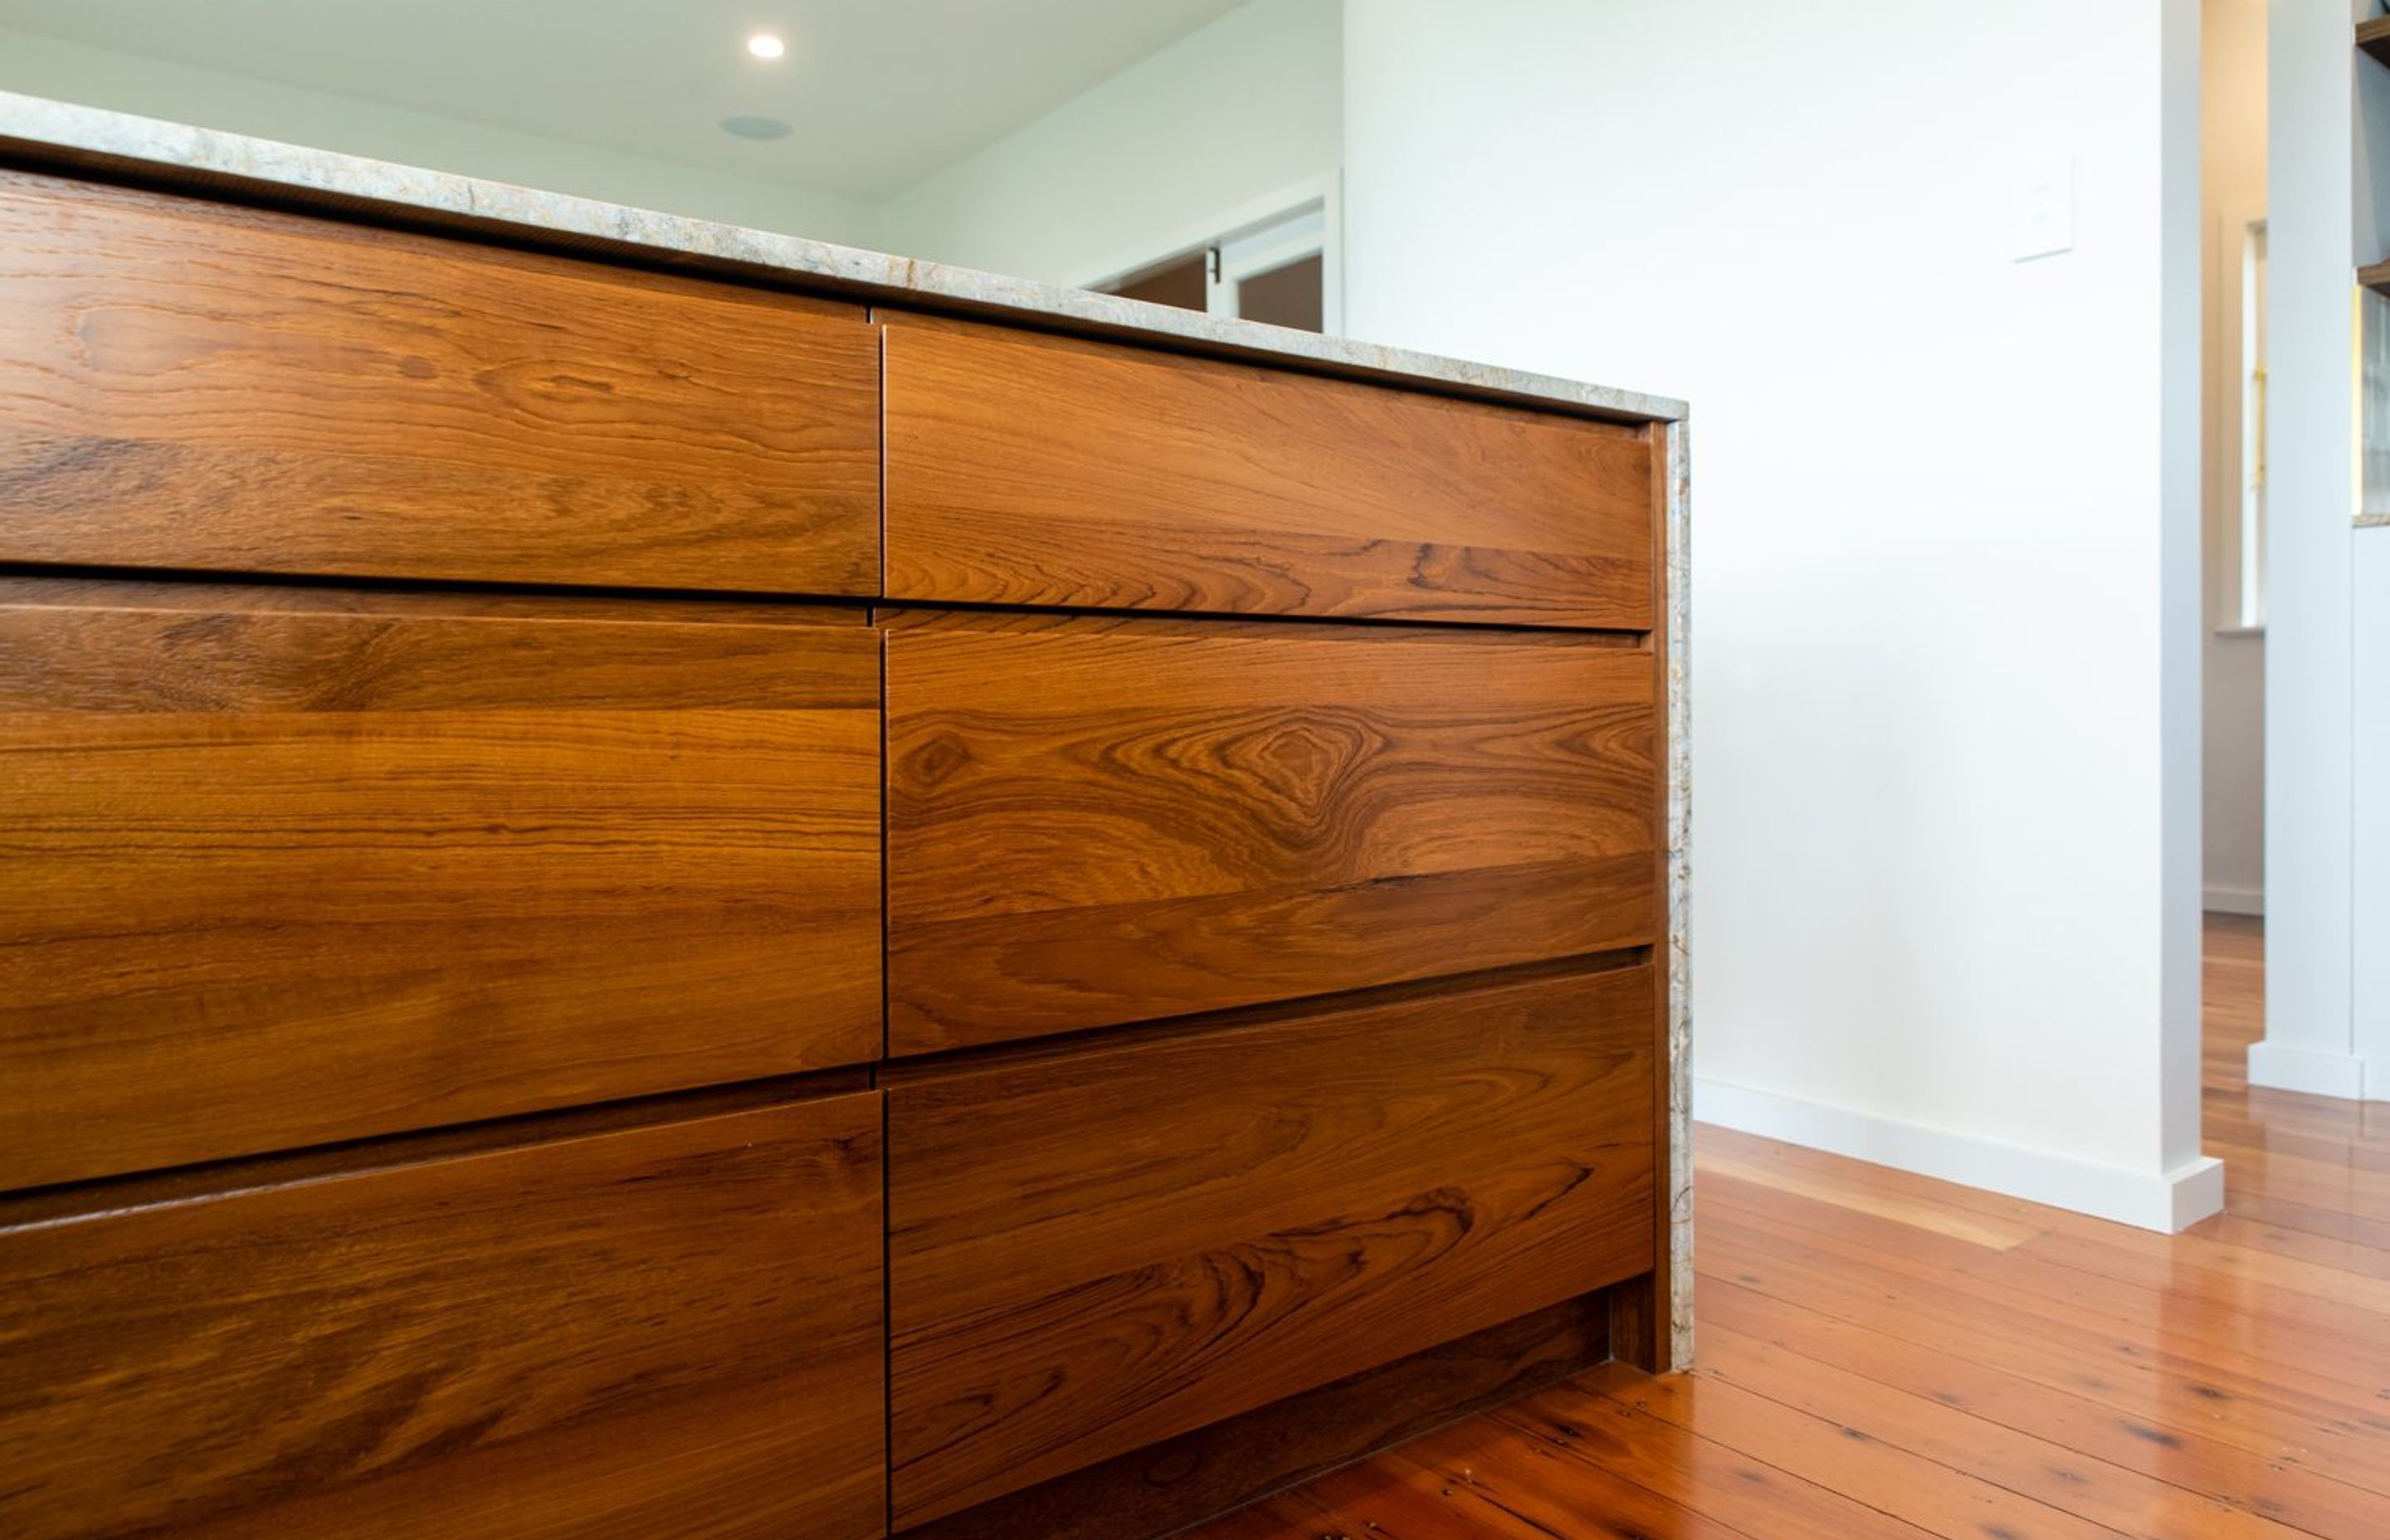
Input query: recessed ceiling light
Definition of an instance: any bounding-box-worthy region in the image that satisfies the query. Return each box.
[719,115,793,140]
[746,32,785,61]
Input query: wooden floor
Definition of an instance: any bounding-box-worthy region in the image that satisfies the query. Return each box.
[1193,914,2390,1539]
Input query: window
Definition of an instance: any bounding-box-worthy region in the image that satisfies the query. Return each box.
[2362,265,2390,533]
[1213,204,1327,331]
[2226,219,2266,631]
[1085,180,1340,335]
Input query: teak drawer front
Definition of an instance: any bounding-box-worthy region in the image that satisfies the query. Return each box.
[0,170,879,593]
[0,1094,887,1540]
[0,584,882,1190]
[882,318,1657,627]
[886,966,1658,1524]
[885,612,1660,1054]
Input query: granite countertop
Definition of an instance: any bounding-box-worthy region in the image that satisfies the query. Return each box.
[0,89,1685,426]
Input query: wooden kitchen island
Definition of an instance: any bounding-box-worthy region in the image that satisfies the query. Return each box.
[0,90,1690,1540]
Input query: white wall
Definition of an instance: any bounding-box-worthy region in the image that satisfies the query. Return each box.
[2358,536,2390,1087]
[1342,0,2217,1229]
[2202,0,2265,918]
[0,1,1339,292]
[0,25,878,242]
[2352,12,2390,1094]
[870,0,1340,285]
[2254,0,2367,1098]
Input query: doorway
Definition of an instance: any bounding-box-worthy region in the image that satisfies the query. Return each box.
[2200,0,2265,1123]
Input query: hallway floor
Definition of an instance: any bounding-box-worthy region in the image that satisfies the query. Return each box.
[1193,914,2390,1538]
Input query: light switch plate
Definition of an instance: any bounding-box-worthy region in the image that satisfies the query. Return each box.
[2011,153,2075,261]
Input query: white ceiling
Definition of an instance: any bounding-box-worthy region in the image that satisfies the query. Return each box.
[0,0,1246,199]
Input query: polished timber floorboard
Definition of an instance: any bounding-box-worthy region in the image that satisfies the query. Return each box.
[1191,914,2390,1539]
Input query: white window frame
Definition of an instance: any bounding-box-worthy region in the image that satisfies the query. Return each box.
[1074,173,1343,334]
[1210,202,1328,322]
[2218,216,2266,634]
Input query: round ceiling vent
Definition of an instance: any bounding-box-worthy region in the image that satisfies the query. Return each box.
[719,115,793,141]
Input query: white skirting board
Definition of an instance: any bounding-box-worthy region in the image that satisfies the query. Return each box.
[2246,1040,2370,1099]
[1695,1078,2225,1233]
[2202,884,2265,916]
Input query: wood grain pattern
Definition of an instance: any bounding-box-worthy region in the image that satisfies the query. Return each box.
[0,582,881,1189]
[899,1290,1612,1540]
[0,1094,887,1540]
[1194,916,2390,1540]
[884,612,1659,1053]
[886,966,1658,1525]
[882,316,1656,627]
[0,169,879,592]
[1201,1419,1758,1540]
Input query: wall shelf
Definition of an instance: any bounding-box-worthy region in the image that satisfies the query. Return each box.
[2363,261,2390,297]
[2363,16,2390,68]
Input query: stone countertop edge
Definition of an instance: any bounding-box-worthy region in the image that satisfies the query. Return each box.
[0,89,1688,426]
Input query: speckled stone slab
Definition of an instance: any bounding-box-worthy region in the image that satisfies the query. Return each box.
[1661,419,1694,1371]
[0,86,1695,1371]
